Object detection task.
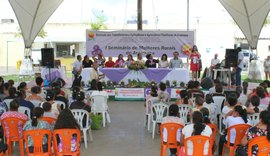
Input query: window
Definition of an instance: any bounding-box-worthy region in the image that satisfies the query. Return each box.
[56,44,75,58]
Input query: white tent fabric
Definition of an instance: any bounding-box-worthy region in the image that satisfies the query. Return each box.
[219,0,270,49]
[9,0,64,48]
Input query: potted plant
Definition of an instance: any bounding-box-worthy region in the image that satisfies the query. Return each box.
[165,80,170,87]
[172,80,177,87]
[180,82,186,88]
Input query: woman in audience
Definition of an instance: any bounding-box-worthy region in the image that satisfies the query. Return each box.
[54,87,68,109]
[70,91,91,112]
[89,79,98,91]
[158,82,170,102]
[246,95,260,114]
[200,107,211,125]
[180,111,212,155]
[41,90,60,117]
[42,102,57,119]
[255,86,270,109]
[176,90,192,105]
[259,82,270,97]
[91,82,109,103]
[23,107,51,153]
[212,84,225,97]
[4,86,16,100]
[17,89,34,113]
[115,54,125,68]
[1,83,10,101]
[7,80,14,87]
[187,81,204,98]
[145,85,158,101]
[124,54,134,68]
[70,86,80,104]
[161,104,185,156]
[208,79,220,94]
[158,54,169,68]
[17,82,27,91]
[218,105,248,156]
[54,109,80,152]
[145,54,159,68]
[104,56,115,68]
[192,96,207,114]
[203,94,216,118]
[26,86,45,102]
[237,110,270,156]
[222,93,238,115]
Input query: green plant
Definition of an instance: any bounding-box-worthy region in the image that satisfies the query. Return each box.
[15,27,47,38]
[180,82,185,88]
[90,10,107,30]
[165,80,170,87]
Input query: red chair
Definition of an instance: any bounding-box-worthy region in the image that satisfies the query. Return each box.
[222,124,251,156]
[40,117,56,125]
[160,123,184,156]
[53,129,81,156]
[248,136,270,156]
[207,124,217,141]
[1,117,26,156]
[184,135,213,156]
[23,129,52,156]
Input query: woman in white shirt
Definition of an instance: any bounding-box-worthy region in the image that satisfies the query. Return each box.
[158,54,169,68]
[218,105,248,156]
[222,93,238,115]
[181,111,212,155]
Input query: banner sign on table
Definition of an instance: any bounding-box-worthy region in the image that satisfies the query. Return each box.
[86,30,195,57]
[104,89,115,96]
[115,88,144,100]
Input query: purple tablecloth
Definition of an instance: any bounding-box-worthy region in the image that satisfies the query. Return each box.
[141,69,171,82]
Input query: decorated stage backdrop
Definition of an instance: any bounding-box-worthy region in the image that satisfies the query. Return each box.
[86,30,195,57]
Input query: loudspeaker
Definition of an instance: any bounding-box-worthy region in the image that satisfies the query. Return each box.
[225,49,238,68]
[41,48,54,68]
[201,77,214,89]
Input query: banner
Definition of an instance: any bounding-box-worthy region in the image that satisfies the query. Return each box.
[86,30,195,57]
[115,88,144,100]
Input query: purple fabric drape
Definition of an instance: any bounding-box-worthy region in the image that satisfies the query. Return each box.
[141,69,171,83]
[100,68,130,83]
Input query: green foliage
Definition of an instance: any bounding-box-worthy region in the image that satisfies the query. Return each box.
[90,12,107,30]
[15,27,47,38]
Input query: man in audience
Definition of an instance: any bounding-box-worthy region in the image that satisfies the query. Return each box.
[72,55,82,79]
[169,51,183,68]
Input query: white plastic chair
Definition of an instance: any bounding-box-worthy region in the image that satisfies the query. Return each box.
[210,105,218,124]
[18,106,31,118]
[29,100,42,107]
[3,99,13,110]
[178,105,191,125]
[91,95,111,127]
[145,98,158,131]
[151,102,169,139]
[213,96,226,116]
[71,109,93,149]
[54,100,66,110]
[239,95,248,106]
[248,113,260,126]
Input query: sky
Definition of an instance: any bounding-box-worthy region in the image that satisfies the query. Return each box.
[0,0,232,26]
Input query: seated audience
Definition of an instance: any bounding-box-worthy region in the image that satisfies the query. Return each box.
[237,110,270,156]
[82,55,93,68]
[54,87,68,109]
[192,96,207,114]
[180,111,212,155]
[145,85,158,102]
[26,86,45,102]
[212,84,225,97]
[54,109,80,152]
[0,83,10,101]
[158,82,170,102]
[89,79,98,91]
[35,77,44,87]
[23,107,50,153]
[7,79,14,87]
[105,56,115,68]
[187,81,204,98]
[161,104,185,156]
[246,95,260,114]
[17,89,35,113]
[176,90,192,105]
[17,82,27,92]
[200,107,211,125]
[4,86,16,100]
[70,91,91,113]
[91,82,109,99]
[0,77,4,100]
[42,102,57,119]
[208,79,220,94]
[222,93,238,115]
[218,105,248,156]
[145,54,159,68]
[0,99,28,138]
[203,94,216,118]
[255,86,270,109]
[40,90,60,117]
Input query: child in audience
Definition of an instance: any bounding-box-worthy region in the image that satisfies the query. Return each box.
[222,93,238,115]
[180,111,212,155]
[158,82,170,102]
[54,109,80,152]
[40,90,60,117]
[42,102,57,119]
[192,96,205,113]
[203,94,216,119]
[246,95,260,114]
[218,105,248,156]
[23,107,50,153]
[161,104,185,156]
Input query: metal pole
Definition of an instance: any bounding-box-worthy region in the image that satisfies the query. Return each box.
[137,0,142,30]
[6,41,9,73]
[187,0,189,31]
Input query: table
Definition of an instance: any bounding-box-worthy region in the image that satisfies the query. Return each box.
[81,68,190,84]
[213,68,231,86]
[41,67,67,82]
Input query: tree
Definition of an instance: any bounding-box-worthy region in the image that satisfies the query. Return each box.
[90,9,107,30]
[15,27,47,38]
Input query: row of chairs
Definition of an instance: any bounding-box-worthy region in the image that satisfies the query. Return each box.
[160,123,270,156]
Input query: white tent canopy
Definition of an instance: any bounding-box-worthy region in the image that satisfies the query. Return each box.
[9,0,63,48]
[219,0,270,49]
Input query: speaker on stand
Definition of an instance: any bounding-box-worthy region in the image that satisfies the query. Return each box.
[41,48,55,82]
